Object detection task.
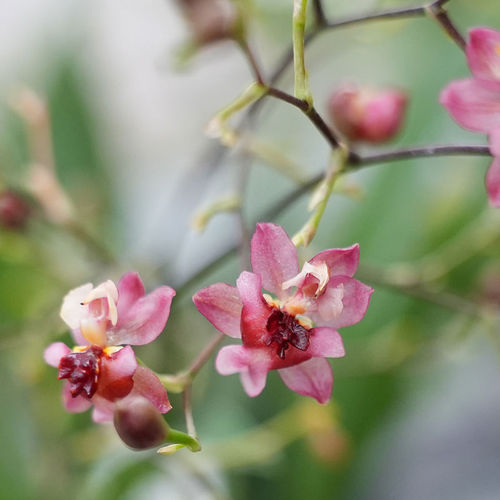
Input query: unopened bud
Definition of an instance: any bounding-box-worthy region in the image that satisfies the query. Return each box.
[178,0,238,45]
[114,397,168,450]
[328,84,407,143]
[0,190,32,230]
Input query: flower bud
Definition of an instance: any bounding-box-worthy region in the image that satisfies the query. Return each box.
[178,0,238,45]
[113,396,169,450]
[328,84,407,143]
[0,190,32,230]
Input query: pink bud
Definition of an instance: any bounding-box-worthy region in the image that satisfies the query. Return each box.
[328,84,408,143]
[0,190,31,230]
[178,0,238,45]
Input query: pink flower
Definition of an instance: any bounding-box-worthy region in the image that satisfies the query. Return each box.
[193,223,373,404]
[440,27,500,206]
[328,83,407,143]
[44,272,175,422]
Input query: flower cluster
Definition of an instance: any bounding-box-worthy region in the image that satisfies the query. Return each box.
[193,223,373,404]
[440,27,500,206]
[44,272,174,423]
[46,224,373,448]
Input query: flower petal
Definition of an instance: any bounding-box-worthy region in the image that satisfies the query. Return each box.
[216,345,270,397]
[60,283,93,330]
[116,272,145,317]
[309,244,360,278]
[109,285,176,345]
[129,366,171,414]
[315,283,345,322]
[97,346,137,401]
[215,345,249,374]
[250,223,299,298]
[486,157,500,207]
[440,78,500,133]
[91,396,115,423]
[315,276,373,329]
[62,382,93,413]
[309,327,345,358]
[44,342,71,367]
[240,364,269,398]
[279,357,333,404]
[193,283,242,338]
[80,317,108,347]
[82,280,118,326]
[237,271,271,347]
[282,261,330,295]
[467,28,500,82]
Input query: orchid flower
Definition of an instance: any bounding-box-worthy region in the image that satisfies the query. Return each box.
[44,272,175,422]
[440,27,500,206]
[193,223,373,404]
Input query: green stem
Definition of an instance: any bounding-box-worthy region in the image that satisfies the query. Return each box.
[207,82,268,146]
[293,0,313,108]
[183,384,198,439]
[192,195,242,232]
[157,332,225,392]
[165,427,201,452]
[292,147,347,247]
[157,373,189,393]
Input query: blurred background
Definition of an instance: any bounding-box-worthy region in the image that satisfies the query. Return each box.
[1,0,500,498]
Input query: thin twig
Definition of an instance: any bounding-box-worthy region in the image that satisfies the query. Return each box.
[348,144,491,168]
[426,2,466,51]
[268,87,341,148]
[187,332,225,379]
[357,263,484,317]
[183,384,198,438]
[323,4,426,30]
[238,39,265,85]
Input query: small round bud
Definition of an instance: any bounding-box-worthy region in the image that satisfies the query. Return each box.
[0,190,32,230]
[114,396,169,450]
[328,84,407,143]
[178,0,238,45]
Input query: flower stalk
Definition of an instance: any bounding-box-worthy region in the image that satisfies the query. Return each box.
[192,195,242,233]
[207,82,268,146]
[425,2,466,51]
[292,147,348,247]
[163,427,201,452]
[293,0,313,109]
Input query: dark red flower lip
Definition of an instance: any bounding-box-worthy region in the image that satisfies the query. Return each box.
[265,308,311,360]
[58,345,104,399]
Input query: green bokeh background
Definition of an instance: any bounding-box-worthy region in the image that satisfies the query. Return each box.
[1,0,500,499]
